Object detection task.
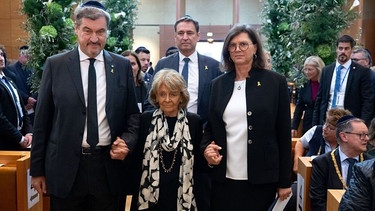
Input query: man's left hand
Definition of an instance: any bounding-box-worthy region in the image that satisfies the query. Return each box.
[110,136,129,160]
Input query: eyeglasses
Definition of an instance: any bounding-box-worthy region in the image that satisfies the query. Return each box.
[323,123,336,131]
[344,131,369,140]
[228,42,252,52]
[351,58,366,62]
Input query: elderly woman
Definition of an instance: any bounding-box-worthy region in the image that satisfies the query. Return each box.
[291,56,325,137]
[201,24,292,210]
[121,50,148,112]
[136,68,204,211]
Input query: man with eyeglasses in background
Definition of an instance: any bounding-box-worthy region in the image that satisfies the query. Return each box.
[351,47,373,69]
[309,115,373,211]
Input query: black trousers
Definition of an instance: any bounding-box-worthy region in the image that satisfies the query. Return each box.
[50,152,119,211]
[210,179,277,211]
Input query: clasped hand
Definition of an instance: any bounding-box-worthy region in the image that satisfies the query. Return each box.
[204,141,223,166]
[110,137,129,160]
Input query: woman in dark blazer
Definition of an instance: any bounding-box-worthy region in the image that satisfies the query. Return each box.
[201,24,292,210]
[121,50,148,113]
[291,56,325,137]
[133,69,206,211]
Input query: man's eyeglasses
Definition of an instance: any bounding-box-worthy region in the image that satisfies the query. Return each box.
[351,58,366,62]
[344,131,369,140]
[228,42,253,52]
[323,123,336,131]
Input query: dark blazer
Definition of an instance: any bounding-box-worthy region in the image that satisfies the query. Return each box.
[6,61,33,104]
[201,69,292,188]
[313,62,374,125]
[30,49,140,198]
[145,52,221,122]
[339,159,375,210]
[126,111,207,210]
[292,80,316,134]
[310,149,372,211]
[0,75,32,150]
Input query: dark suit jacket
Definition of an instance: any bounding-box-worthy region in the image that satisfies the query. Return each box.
[6,61,33,104]
[292,80,316,134]
[30,49,140,198]
[313,62,374,125]
[144,52,221,122]
[309,149,372,211]
[201,69,292,188]
[0,75,32,150]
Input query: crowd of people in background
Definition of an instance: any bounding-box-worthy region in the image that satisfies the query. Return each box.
[2,0,375,210]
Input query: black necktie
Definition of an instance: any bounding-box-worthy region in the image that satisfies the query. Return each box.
[346,158,356,184]
[182,58,190,84]
[2,77,23,127]
[87,58,99,147]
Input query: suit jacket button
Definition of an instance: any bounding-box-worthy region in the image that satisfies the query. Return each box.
[248,139,253,144]
[248,125,253,130]
[247,111,252,116]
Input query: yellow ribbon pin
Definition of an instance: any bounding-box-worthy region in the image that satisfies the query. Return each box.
[257,81,261,86]
[111,65,114,73]
[205,65,208,70]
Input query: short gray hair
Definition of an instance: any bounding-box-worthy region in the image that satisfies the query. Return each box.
[74,4,111,28]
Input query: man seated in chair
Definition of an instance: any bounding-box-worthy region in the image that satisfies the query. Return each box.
[309,115,372,210]
[293,108,352,173]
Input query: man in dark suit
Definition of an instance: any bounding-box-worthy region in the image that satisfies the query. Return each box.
[30,2,139,211]
[0,48,33,150]
[313,35,374,126]
[145,15,222,123]
[6,46,37,125]
[310,116,372,210]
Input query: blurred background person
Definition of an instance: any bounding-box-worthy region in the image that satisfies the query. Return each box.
[0,47,32,150]
[351,47,373,69]
[291,56,325,137]
[122,50,148,112]
[165,46,178,57]
[6,45,37,126]
[313,35,373,126]
[136,69,207,211]
[202,24,292,210]
[135,46,153,83]
[264,50,272,70]
[293,108,352,173]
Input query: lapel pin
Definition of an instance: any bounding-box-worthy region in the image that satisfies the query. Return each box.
[205,65,208,70]
[257,81,261,86]
[111,65,114,73]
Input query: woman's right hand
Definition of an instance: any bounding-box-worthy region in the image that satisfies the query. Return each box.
[204,141,223,165]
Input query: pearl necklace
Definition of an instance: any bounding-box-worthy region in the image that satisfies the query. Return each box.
[330,148,364,189]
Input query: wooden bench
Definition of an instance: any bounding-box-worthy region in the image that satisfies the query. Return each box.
[296,156,312,211]
[327,189,345,211]
[0,151,43,211]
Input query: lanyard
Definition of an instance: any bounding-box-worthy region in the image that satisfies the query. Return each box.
[338,66,350,90]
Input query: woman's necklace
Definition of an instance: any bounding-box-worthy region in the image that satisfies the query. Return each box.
[330,149,364,189]
[159,143,177,173]
[236,79,246,90]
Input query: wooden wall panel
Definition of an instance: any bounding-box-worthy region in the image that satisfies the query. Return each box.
[0,0,28,61]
